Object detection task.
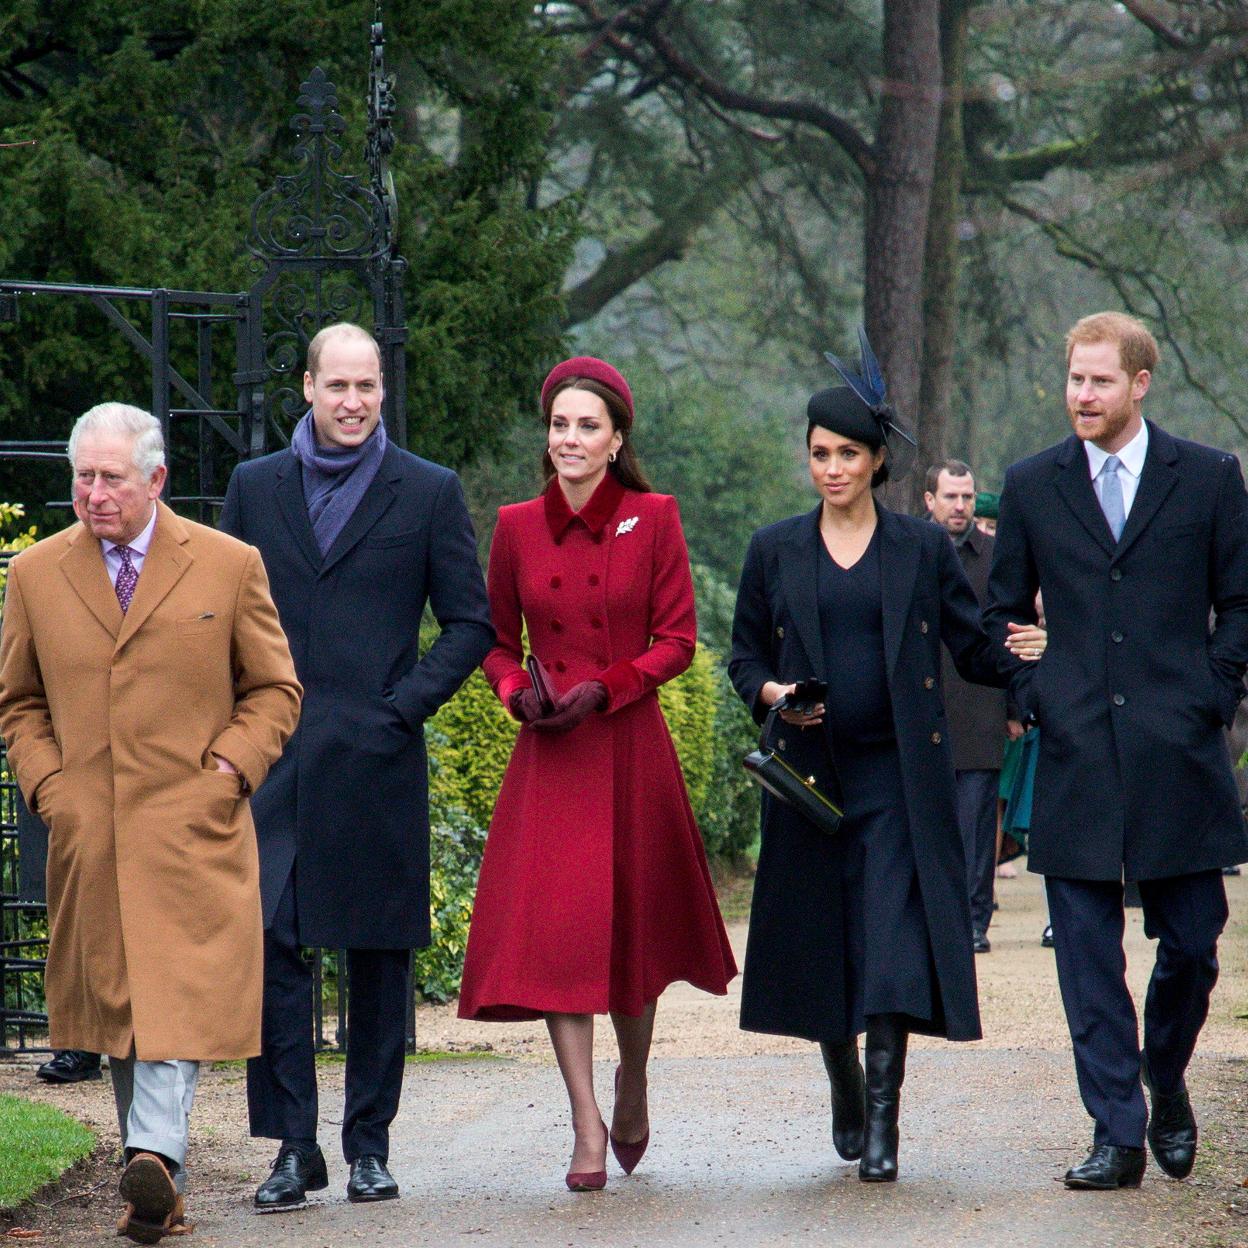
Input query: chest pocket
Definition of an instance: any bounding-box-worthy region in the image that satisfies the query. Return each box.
[363,528,422,550]
[176,614,222,636]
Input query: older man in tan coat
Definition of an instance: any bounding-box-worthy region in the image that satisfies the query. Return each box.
[0,403,300,1242]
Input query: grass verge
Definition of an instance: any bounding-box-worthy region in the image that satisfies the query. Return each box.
[0,1092,95,1211]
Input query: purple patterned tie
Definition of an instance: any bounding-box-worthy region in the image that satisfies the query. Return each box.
[115,546,138,613]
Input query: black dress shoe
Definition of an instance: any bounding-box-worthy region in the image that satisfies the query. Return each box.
[972,930,991,954]
[347,1155,399,1202]
[1063,1144,1146,1189]
[1141,1057,1197,1179]
[36,1050,102,1083]
[1041,925,1055,948]
[254,1145,329,1213]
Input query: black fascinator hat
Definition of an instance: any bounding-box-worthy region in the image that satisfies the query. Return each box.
[808,327,918,483]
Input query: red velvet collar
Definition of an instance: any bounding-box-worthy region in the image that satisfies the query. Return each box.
[543,472,627,543]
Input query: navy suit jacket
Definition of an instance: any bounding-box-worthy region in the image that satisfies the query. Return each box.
[220,442,493,948]
[985,421,1248,881]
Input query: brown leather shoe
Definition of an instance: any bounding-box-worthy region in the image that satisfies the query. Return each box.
[117,1154,189,1243]
[116,1194,193,1242]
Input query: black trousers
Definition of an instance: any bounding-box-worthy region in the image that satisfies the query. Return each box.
[246,870,411,1162]
[955,768,999,935]
[1045,870,1227,1149]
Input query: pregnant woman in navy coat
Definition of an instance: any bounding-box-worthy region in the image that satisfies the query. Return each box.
[730,350,1043,1182]
[458,357,736,1192]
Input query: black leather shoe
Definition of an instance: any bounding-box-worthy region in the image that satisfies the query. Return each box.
[972,930,991,954]
[1063,1144,1146,1189]
[36,1050,102,1083]
[819,1039,866,1161]
[1041,925,1055,948]
[254,1145,329,1213]
[347,1155,399,1202]
[1141,1056,1197,1179]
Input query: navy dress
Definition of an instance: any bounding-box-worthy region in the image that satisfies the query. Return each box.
[817,532,935,1030]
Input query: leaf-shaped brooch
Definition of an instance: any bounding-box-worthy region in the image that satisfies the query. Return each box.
[615,515,639,537]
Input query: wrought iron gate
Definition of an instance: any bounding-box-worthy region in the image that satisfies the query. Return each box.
[1,17,411,1055]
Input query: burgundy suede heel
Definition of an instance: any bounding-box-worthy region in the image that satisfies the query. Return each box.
[610,1065,651,1176]
[565,1119,608,1192]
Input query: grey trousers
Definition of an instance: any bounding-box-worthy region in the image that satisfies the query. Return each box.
[110,1055,200,1193]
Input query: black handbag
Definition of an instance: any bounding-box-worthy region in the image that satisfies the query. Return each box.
[742,700,843,836]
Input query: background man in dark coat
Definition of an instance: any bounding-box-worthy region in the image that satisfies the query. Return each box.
[986,311,1248,1191]
[924,459,1020,954]
[220,323,493,1211]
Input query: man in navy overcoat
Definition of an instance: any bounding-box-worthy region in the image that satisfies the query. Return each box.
[220,323,493,1210]
[986,312,1248,1190]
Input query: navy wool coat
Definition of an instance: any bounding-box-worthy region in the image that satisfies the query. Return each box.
[985,422,1248,882]
[220,442,494,948]
[729,505,1021,1043]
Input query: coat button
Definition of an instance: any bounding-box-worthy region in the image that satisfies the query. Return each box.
[1110,568,1123,581]
[555,660,567,673]
[550,575,561,589]
[920,620,929,634]
[591,617,603,629]
[1111,630,1124,643]
[550,620,563,633]
[930,731,942,744]
[777,738,786,750]
[777,626,785,639]
[588,574,600,586]
[1112,693,1125,706]
[923,676,935,689]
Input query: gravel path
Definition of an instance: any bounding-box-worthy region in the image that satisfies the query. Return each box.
[4,868,1247,1246]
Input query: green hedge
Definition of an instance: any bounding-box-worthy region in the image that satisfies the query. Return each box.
[412,644,755,1001]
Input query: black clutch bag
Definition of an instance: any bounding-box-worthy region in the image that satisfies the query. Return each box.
[742,700,843,836]
[525,654,558,715]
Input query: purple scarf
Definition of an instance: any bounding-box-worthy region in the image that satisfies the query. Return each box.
[290,411,388,555]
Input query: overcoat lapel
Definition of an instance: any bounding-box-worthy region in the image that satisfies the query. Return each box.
[58,525,123,640]
[115,502,192,651]
[318,448,400,578]
[1053,436,1116,557]
[274,455,324,574]
[1113,421,1178,561]
[778,507,825,678]
[878,506,921,679]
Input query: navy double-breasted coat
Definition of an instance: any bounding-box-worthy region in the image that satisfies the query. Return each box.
[729,504,1021,1043]
[220,442,493,948]
[985,422,1248,881]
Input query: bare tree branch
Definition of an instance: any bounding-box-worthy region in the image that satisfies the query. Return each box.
[1119,0,1194,50]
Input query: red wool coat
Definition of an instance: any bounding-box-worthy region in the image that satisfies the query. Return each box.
[457,473,737,1020]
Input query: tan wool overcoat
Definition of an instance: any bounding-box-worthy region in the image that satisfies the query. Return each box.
[0,501,301,1060]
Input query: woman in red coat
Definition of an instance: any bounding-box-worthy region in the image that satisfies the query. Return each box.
[458,356,737,1191]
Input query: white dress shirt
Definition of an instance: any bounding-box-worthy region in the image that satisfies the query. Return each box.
[1084,420,1148,520]
[101,504,157,588]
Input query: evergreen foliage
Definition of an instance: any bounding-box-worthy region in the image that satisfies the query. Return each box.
[0,0,576,513]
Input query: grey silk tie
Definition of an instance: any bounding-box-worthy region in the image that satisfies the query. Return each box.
[1099,455,1125,542]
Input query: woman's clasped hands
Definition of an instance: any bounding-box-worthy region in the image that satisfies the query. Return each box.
[510,681,608,732]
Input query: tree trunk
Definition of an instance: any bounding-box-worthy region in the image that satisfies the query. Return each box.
[916,0,972,504]
[863,0,944,512]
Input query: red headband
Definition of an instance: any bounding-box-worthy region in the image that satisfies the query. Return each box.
[540,356,634,429]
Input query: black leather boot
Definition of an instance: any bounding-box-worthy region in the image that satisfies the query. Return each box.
[819,1039,865,1161]
[859,1014,908,1182]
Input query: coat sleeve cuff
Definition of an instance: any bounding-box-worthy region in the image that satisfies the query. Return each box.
[495,671,530,710]
[208,729,268,795]
[16,746,63,812]
[600,659,645,713]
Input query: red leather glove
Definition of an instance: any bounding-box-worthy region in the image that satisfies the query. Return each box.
[509,687,545,724]
[530,680,608,733]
